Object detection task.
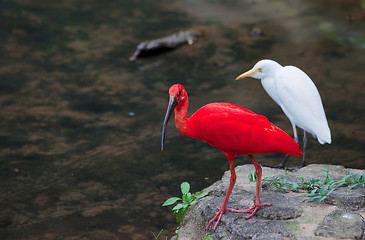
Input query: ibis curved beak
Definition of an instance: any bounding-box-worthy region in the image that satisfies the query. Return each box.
[236,69,260,80]
[161,96,178,151]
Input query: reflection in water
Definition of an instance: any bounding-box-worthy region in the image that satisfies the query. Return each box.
[0,0,364,239]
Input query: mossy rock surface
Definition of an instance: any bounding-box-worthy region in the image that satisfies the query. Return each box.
[174,164,365,240]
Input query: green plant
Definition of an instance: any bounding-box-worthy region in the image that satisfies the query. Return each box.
[162,182,209,223]
[350,173,365,189]
[203,233,214,240]
[302,169,352,201]
[248,172,257,182]
[152,229,167,240]
[248,169,365,201]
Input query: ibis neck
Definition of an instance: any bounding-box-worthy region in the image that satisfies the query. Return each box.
[174,98,192,137]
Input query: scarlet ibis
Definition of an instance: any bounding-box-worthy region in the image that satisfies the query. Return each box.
[161,84,302,230]
[236,59,331,169]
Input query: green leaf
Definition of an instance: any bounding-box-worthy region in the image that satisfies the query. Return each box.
[174,208,187,223]
[353,173,360,182]
[337,181,347,188]
[326,188,335,196]
[310,189,318,195]
[181,182,190,195]
[248,172,257,182]
[319,195,327,201]
[340,174,352,182]
[320,184,329,194]
[187,192,193,201]
[162,197,181,206]
[327,180,336,188]
[203,234,214,240]
[195,191,209,199]
[155,229,164,239]
[190,200,197,205]
[309,195,322,200]
[292,182,299,192]
[248,173,255,182]
[183,192,193,204]
[282,178,288,191]
[355,174,364,184]
[172,203,187,211]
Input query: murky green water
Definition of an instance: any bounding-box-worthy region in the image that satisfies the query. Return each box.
[0,0,364,239]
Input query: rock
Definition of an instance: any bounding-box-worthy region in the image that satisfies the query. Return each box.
[315,210,365,239]
[173,164,365,240]
[324,186,365,210]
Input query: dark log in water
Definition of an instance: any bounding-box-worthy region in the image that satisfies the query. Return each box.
[129,30,202,61]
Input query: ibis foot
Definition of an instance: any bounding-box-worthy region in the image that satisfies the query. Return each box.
[206,207,227,231]
[227,202,271,219]
[206,203,271,231]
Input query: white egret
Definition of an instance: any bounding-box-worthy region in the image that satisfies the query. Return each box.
[236,59,331,168]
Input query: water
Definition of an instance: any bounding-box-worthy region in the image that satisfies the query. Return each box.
[0,0,364,239]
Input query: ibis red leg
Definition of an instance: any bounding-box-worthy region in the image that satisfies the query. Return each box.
[206,154,270,231]
[227,155,271,218]
[206,154,236,230]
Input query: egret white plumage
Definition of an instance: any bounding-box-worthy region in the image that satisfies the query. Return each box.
[236,59,331,168]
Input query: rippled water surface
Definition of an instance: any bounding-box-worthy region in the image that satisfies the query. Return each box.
[0,0,364,239]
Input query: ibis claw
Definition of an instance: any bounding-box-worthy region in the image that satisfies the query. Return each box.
[206,203,271,231]
[206,207,226,231]
[227,202,271,219]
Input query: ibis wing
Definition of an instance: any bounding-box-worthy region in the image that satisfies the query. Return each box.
[189,103,301,156]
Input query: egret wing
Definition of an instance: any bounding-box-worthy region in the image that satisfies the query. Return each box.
[275,67,328,130]
[275,66,331,143]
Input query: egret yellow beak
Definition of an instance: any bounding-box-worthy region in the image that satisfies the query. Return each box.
[235,69,260,80]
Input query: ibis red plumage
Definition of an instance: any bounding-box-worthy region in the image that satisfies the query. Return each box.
[161,84,302,230]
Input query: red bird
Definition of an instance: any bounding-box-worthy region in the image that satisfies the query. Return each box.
[161,84,302,230]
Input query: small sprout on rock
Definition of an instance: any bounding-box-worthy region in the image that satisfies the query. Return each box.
[162,182,209,223]
[152,229,167,240]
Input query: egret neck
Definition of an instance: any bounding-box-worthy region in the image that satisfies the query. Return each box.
[260,62,283,106]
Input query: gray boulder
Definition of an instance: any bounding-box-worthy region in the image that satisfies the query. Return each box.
[173,164,365,240]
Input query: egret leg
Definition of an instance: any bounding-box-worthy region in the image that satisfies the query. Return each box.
[278,131,307,170]
[300,130,308,167]
[277,130,306,170]
[227,155,271,218]
[262,125,298,169]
